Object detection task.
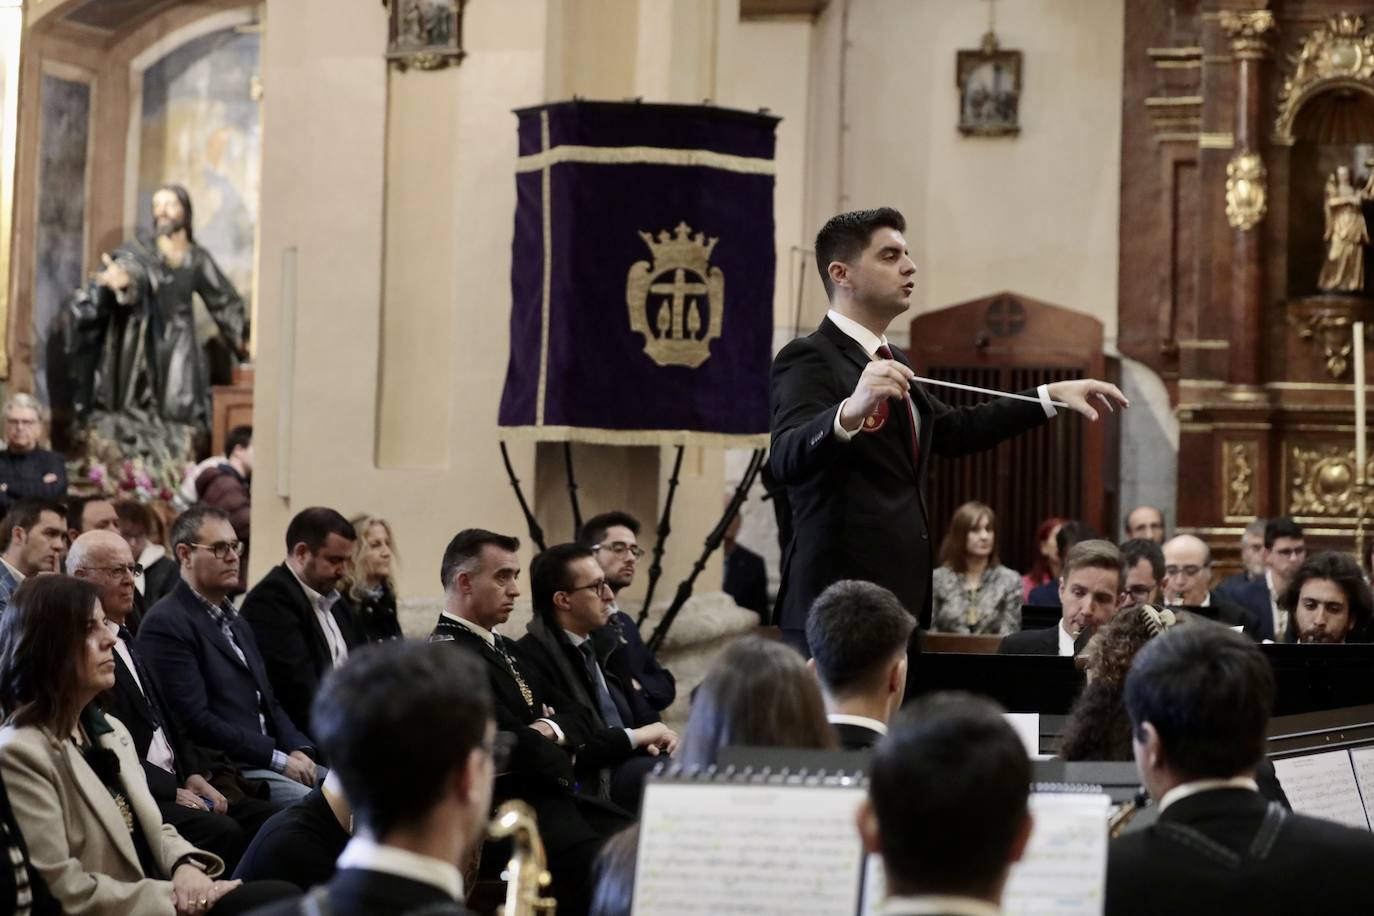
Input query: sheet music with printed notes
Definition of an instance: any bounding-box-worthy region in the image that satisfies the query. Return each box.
[632,777,868,915]
[1349,746,1374,828]
[1002,792,1110,916]
[1273,750,1371,830]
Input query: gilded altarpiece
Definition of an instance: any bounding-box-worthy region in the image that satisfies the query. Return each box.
[1122,3,1374,570]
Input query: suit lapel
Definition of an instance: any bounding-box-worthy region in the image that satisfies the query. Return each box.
[817,317,870,376]
[182,592,251,672]
[112,654,158,730]
[62,736,142,874]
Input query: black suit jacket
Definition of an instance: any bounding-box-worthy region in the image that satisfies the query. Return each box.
[830,720,884,751]
[1225,576,1275,641]
[142,555,181,606]
[1107,788,1374,914]
[105,643,209,801]
[249,867,476,916]
[998,624,1069,656]
[769,318,1050,636]
[723,542,769,619]
[136,580,313,769]
[240,563,364,739]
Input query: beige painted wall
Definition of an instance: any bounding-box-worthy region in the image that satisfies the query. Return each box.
[800,0,1124,345]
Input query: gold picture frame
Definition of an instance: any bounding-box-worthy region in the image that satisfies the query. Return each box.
[956,31,1021,137]
[386,0,467,72]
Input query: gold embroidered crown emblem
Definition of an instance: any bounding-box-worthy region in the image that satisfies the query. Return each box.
[625,222,725,368]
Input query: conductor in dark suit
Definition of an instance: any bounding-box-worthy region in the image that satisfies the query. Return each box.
[806,580,915,751]
[241,507,364,740]
[250,641,489,916]
[770,207,1126,650]
[1107,625,1374,914]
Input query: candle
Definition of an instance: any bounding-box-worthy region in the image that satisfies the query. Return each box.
[1357,321,1367,486]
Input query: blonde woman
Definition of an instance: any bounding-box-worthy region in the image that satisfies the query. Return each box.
[342,516,402,641]
[931,501,1023,635]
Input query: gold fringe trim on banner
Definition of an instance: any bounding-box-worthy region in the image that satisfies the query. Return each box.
[498,424,770,449]
[515,144,777,176]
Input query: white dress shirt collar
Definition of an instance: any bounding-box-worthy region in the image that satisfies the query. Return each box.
[440,610,496,648]
[1057,620,1076,657]
[0,557,25,583]
[335,836,463,901]
[1157,776,1259,813]
[827,713,888,735]
[878,894,1002,915]
[828,308,889,358]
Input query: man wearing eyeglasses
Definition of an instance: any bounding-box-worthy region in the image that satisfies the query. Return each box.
[0,394,65,516]
[139,506,321,808]
[579,511,677,713]
[1121,538,1164,609]
[1226,517,1306,641]
[1160,534,1253,636]
[70,529,275,870]
[517,543,678,811]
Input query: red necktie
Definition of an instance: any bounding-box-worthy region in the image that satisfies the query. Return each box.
[877,344,920,470]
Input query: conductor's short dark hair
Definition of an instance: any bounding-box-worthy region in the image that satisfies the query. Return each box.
[1124,625,1272,781]
[311,640,493,837]
[814,207,906,299]
[870,693,1030,897]
[806,580,915,697]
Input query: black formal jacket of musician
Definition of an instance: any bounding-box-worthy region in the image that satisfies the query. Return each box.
[770,316,1051,638]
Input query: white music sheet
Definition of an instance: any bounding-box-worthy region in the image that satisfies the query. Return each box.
[1003,713,1042,758]
[1002,792,1110,916]
[1273,750,1370,830]
[633,781,868,915]
[1346,746,1374,830]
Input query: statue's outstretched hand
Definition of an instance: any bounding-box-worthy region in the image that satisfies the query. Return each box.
[95,253,130,294]
[1045,379,1130,422]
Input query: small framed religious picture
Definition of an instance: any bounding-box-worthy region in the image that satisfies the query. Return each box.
[386,0,467,71]
[956,31,1021,137]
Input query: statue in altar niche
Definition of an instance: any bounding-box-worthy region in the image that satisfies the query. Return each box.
[1319,164,1374,292]
[62,184,246,454]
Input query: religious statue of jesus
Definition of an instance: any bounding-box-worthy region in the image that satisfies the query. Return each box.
[64,184,246,449]
[1319,165,1371,293]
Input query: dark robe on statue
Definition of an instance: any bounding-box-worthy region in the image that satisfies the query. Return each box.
[64,231,245,438]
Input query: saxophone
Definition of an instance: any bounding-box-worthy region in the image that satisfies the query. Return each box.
[488,800,557,916]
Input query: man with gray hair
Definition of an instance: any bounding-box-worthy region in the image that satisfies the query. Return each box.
[0,394,65,515]
[1218,518,1268,601]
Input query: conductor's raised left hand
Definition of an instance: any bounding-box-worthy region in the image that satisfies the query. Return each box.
[1045,379,1129,421]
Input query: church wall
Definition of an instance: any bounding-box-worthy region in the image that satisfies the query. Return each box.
[800,0,1125,347]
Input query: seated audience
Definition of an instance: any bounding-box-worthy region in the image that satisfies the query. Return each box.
[137,506,320,807]
[1060,604,1187,761]
[860,694,1032,914]
[1025,519,1098,607]
[1000,539,1124,656]
[429,528,633,914]
[1161,534,1251,634]
[240,508,363,739]
[1226,516,1305,641]
[342,515,403,642]
[0,575,294,914]
[117,499,181,605]
[516,543,677,809]
[71,531,274,872]
[1121,538,1164,608]
[1216,517,1267,598]
[0,395,65,516]
[232,770,351,889]
[0,498,66,612]
[721,500,769,620]
[195,425,252,593]
[1020,516,1064,601]
[65,495,119,545]
[579,512,677,713]
[589,635,836,916]
[1123,504,1166,544]
[1278,550,1373,644]
[677,634,836,768]
[243,641,492,916]
[805,579,915,750]
[932,501,1022,635]
[1107,625,1374,914]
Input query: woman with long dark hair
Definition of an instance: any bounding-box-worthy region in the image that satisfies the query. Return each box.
[0,575,289,915]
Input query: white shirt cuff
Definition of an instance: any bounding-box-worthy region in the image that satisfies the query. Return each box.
[536,718,565,744]
[624,728,636,749]
[832,399,855,441]
[1036,384,1058,418]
